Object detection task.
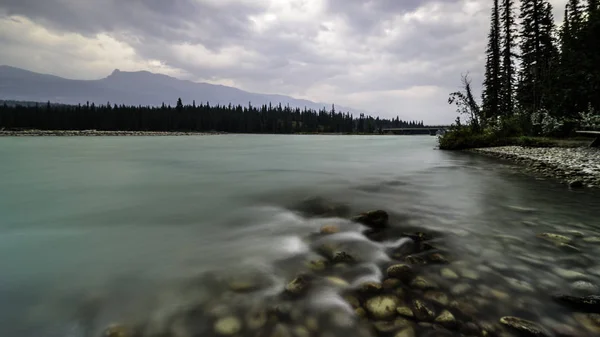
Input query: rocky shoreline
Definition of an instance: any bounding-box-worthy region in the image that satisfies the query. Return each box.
[0,129,224,136]
[470,146,600,188]
[97,207,600,337]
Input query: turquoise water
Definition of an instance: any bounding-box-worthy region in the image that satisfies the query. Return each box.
[0,135,599,336]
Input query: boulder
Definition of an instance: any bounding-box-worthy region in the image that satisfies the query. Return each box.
[352,210,389,229]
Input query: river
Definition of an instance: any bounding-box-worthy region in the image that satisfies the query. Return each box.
[0,135,599,337]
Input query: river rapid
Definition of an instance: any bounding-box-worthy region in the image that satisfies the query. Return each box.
[0,135,599,337]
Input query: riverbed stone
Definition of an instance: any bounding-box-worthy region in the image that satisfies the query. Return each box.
[440,268,459,279]
[383,278,402,289]
[359,281,383,294]
[320,225,340,235]
[214,316,242,336]
[573,313,600,333]
[245,308,267,330]
[583,236,600,243]
[325,276,349,288]
[450,283,471,296]
[306,258,328,271]
[397,305,414,318]
[424,291,449,306]
[434,310,456,328]
[410,276,437,290]
[387,263,413,278]
[352,210,389,229]
[553,294,600,312]
[405,255,427,265]
[413,299,436,321]
[364,295,400,320]
[499,316,550,337]
[537,233,572,244]
[428,253,449,264]
[285,274,310,295]
[332,251,356,264]
[394,326,416,337]
[102,324,129,337]
[571,280,599,295]
[552,267,588,280]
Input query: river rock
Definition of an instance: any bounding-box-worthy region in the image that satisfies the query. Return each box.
[102,324,130,337]
[373,318,412,333]
[270,324,292,337]
[364,295,400,320]
[325,276,349,288]
[306,258,328,271]
[573,313,600,334]
[440,268,459,279]
[405,255,427,265]
[434,310,456,328]
[355,307,367,318]
[583,236,600,243]
[332,251,356,264]
[397,305,414,318]
[569,180,584,188]
[450,283,471,296]
[352,210,389,229]
[552,267,588,280]
[383,278,402,289]
[245,308,267,330]
[214,316,242,336]
[359,281,383,294]
[499,316,550,337]
[413,299,436,321]
[285,275,311,295]
[387,264,413,280]
[427,253,449,264]
[320,225,340,235]
[410,276,437,290]
[571,281,599,295]
[554,294,600,312]
[394,326,416,337]
[537,233,572,244]
[424,291,449,306]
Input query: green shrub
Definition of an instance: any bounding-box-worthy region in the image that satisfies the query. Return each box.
[438,127,508,150]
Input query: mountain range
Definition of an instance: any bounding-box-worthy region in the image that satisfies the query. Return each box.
[0,65,366,114]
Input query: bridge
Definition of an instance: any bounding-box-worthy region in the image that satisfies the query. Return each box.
[381,127,449,135]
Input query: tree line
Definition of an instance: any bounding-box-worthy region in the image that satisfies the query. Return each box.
[0,99,428,134]
[450,0,600,136]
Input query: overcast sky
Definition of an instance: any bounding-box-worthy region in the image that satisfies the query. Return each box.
[0,0,567,123]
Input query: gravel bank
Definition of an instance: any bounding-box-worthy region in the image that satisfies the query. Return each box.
[472,146,600,188]
[0,130,223,136]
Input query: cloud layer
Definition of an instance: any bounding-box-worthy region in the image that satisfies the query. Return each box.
[0,0,568,123]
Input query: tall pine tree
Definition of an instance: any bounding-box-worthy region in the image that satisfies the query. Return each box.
[482,0,502,120]
[517,0,558,114]
[500,0,517,116]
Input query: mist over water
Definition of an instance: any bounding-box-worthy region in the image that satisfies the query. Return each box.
[1,135,599,337]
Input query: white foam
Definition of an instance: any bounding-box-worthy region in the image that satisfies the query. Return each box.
[309,289,354,315]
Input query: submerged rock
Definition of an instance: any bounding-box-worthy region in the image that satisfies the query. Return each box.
[214,316,242,336]
[573,313,600,334]
[245,308,267,330]
[285,274,311,296]
[499,316,550,337]
[397,305,414,318]
[306,258,328,271]
[320,225,340,235]
[434,310,456,328]
[102,324,130,337]
[410,276,437,290]
[537,233,572,244]
[440,268,459,280]
[386,264,413,280]
[359,281,383,294]
[405,255,427,265]
[424,291,449,306]
[332,251,356,264]
[413,299,436,321]
[394,326,416,337]
[352,210,389,229]
[364,295,400,320]
[427,253,449,264]
[552,294,600,312]
[571,281,599,295]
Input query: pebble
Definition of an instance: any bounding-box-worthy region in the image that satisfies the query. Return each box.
[214,316,242,335]
[440,268,459,279]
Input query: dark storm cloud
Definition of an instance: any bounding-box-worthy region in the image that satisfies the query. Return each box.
[0,0,264,48]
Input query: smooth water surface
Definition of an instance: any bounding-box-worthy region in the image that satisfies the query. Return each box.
[0,135,599,336]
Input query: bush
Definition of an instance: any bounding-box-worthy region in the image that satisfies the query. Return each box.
[438,126,508,150]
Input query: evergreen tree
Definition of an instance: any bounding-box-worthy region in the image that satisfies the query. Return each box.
[500,0,517,116]
[517,0,558,114]
[482,0,502,120]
